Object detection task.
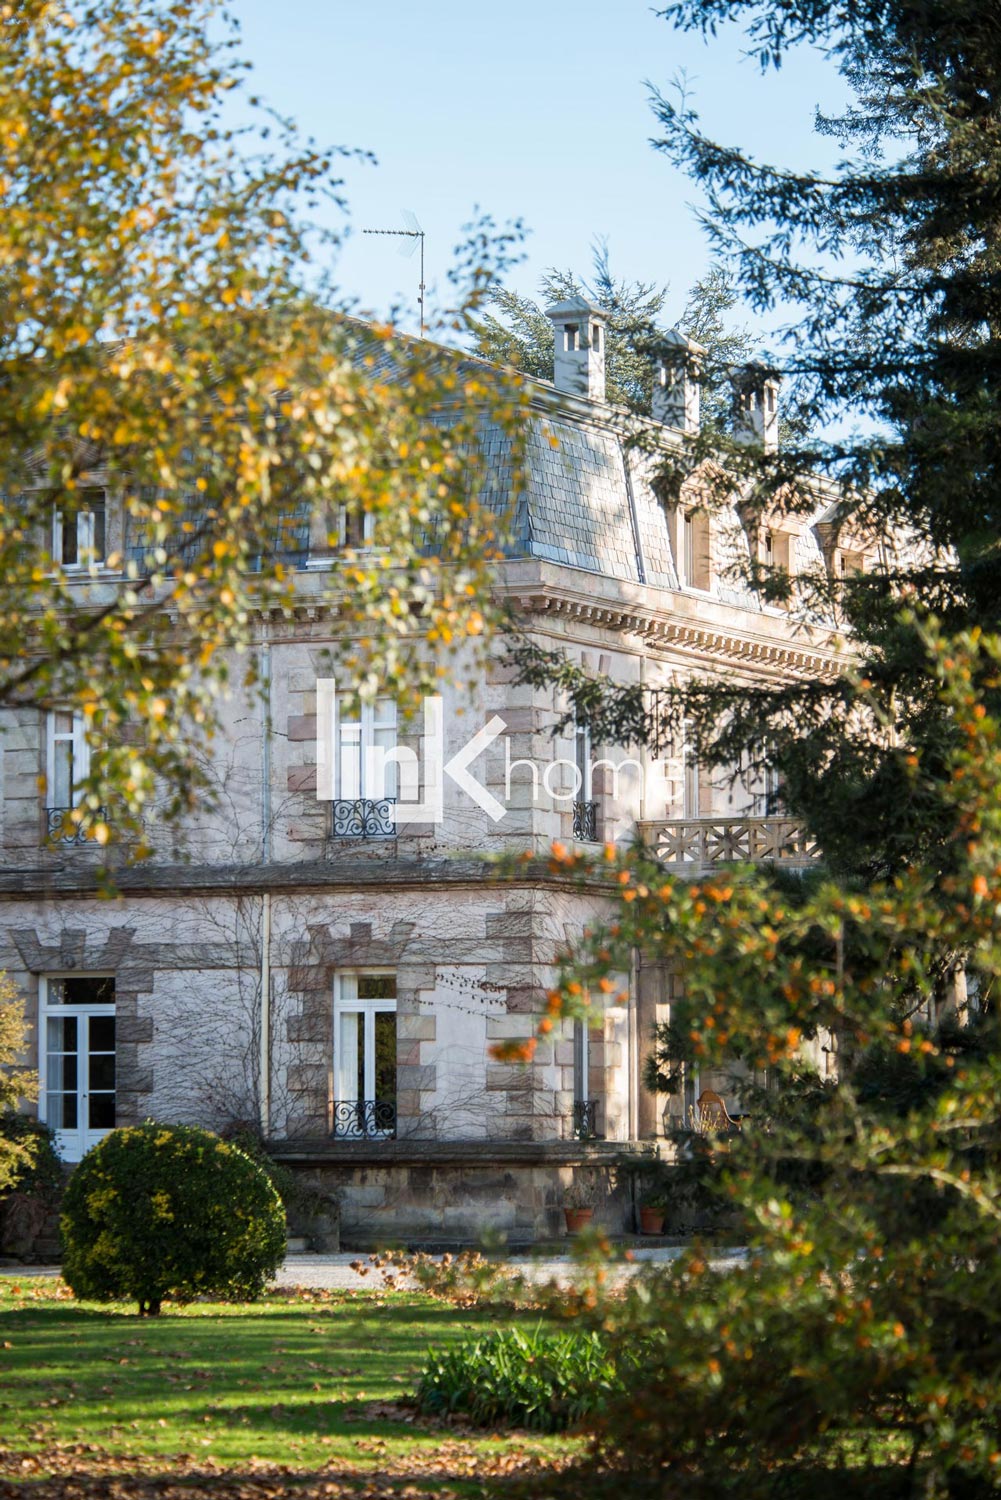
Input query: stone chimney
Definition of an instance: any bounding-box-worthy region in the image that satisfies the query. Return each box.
[545,296,607,403]
[731,363,780,453]
[653,328,704,434]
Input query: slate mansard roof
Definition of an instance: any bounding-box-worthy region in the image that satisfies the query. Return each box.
[108,317,830,608]
[480,393,830,614]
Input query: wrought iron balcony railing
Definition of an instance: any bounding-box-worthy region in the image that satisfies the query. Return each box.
[45,806,108,846]
[332,1099,397,1139]
[572,798,598,841]
[572,1098,601,1140]
[330,797,397,839]
[638,816,821,871]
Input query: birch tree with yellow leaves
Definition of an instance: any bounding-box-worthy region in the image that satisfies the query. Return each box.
[0,0,526,849]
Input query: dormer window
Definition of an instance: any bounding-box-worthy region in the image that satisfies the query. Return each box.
[838,548,866,577]
[766,529,792,573]
[681,508,711,591]
[54,489,106,569]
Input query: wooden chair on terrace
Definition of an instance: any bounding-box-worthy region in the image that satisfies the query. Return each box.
[692,1089,740,1135]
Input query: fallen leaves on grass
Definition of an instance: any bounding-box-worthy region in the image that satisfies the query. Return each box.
[0,1442,572,1499]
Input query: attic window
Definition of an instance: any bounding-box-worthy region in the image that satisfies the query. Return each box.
[564,324,579,352]
[681,509,711,592]
[767,529,792,573]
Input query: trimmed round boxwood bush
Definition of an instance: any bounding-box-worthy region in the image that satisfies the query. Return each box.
[61,1121,286,1315]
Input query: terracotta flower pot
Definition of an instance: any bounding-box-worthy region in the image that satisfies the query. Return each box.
[564,1207,594,1233]
[639,1206,665,1235]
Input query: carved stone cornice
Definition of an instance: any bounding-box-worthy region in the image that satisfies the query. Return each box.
[507,585,846,680]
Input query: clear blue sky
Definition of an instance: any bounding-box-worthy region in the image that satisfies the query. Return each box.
[231,0,851,339]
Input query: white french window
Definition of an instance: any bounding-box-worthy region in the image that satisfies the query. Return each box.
[336,696,398,801]
[39,975,116,1162]
[574,717,592,801]
[572,1019,600,1139]
[53,490,106,569]
[332,972,397,1137]
[329,693,400,840]
[47,710,90,809]
[682,720,700,820]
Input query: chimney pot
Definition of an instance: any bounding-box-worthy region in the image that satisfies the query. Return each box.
[653,328,704,435]
[545,296,608,403]
[731,363,780,452]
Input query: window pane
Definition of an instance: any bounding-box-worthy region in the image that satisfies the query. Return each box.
[47,1092,77,1130]
[573,1020,588,1102]
[89,1014,116,1050]
[355,1018,365,1100]
[371,724,397,797]
[52,740,73,805]
[58,977,115,1007]
[358,974,396,1001]
[89,1093,115,1129]
[336,1011,359,1101]
[575,724,590,796]
[338,722,361,799]
[47,1015,77,1055]
[89,1054,116,1092]
[60,513,78,566]
[86,493,106,560]
[373,1012,397,1106]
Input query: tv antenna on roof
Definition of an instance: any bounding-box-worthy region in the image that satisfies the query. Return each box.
[362,211,426,337]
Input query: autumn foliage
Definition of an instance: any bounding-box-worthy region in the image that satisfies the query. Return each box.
[0,0,527,848]
[526,626,1001,1496]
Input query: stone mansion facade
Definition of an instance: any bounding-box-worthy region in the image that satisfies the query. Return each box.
[1,298,856,1243]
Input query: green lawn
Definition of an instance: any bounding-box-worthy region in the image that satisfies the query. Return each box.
[0,1276,578,1490]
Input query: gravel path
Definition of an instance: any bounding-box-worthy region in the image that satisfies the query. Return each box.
[1,1246,746,1290]
[275,1247,747,1290]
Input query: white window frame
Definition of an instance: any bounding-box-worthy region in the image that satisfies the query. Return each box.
[53,490,106,570]
[333,695,399,801]
[332,971,397,1136]
[38,974,116,1162]
[46,710,90,808]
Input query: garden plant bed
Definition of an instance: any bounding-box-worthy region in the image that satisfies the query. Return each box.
[0,1276,579,1497]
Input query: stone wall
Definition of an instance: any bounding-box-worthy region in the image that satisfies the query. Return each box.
[274,1139,638,1248]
